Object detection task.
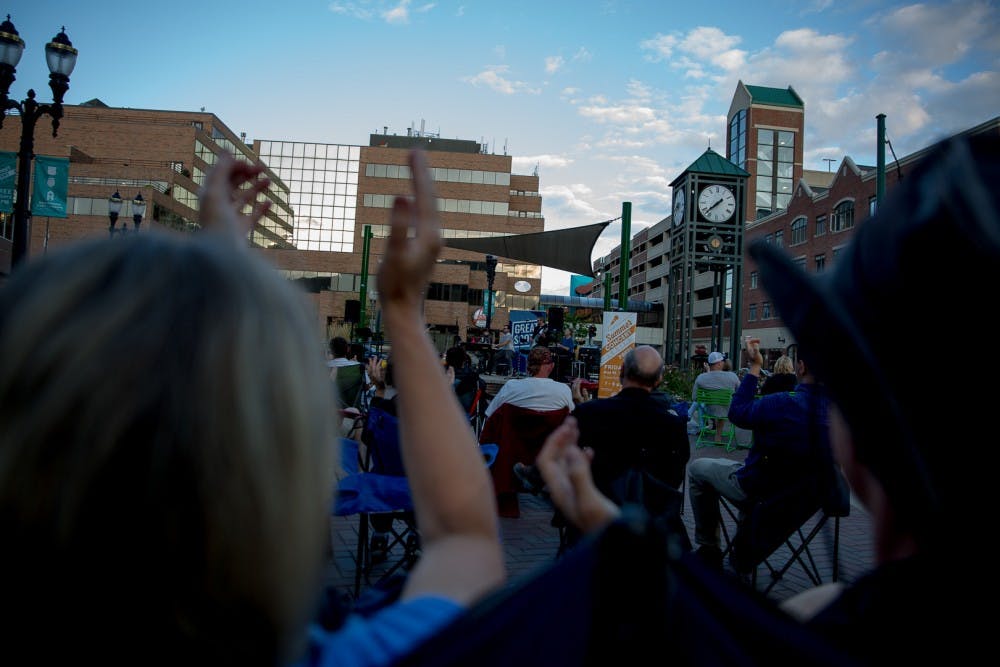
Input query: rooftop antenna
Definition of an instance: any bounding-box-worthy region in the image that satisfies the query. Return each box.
[503,138,508,155]
[823,158,835,172]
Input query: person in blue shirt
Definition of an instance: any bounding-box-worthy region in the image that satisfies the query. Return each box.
[685,337,830,569]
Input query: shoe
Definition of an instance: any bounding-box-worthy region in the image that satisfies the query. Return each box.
[693,545,724,571]
[369,533,389,564]
[513,462,545,495]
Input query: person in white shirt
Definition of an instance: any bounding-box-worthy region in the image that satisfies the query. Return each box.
[484,345,574,418]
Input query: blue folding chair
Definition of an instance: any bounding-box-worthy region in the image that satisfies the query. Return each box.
[334,410,499,599]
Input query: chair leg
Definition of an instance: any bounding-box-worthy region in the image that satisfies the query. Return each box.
[355,512,370,600]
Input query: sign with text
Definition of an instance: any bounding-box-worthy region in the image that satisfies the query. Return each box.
[31,155,69,218]
[597,311,637,398]
[509,309,545,351]
[0,151,16,213]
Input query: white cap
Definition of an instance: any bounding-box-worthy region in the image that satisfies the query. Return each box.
[707,351,725,364]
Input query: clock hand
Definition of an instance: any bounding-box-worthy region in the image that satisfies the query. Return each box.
[708,197,725,212]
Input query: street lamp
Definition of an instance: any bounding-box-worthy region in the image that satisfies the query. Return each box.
[131,193,146,232]
[0,16,78,267]
[484,254,498,332]
[107,191,122,237]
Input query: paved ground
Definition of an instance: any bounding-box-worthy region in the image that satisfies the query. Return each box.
[325,430,874,605]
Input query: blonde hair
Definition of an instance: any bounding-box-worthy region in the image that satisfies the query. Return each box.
[0,234,335,662]
[773,355,795,375]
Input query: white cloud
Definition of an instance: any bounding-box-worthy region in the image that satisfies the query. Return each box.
[329,0,432,22]
[462,65,541,95]
[545,55,565,74]
[513,154,573,171]
[639,33,678,61]
[572,47,592,63]
[382,0,411,23]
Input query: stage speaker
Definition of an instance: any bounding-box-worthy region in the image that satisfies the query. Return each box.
[547,306,564,332]
[344,299,361,324]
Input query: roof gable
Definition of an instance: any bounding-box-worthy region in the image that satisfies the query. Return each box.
[744,84,804,108]
[677,147,750,180]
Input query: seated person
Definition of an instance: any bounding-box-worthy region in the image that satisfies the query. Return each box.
[445,345,484,416]
[686,339,830,570]
[691,351,740,443]
[760,354,797,395]
[484,346,574,419]
[555,346,690,552]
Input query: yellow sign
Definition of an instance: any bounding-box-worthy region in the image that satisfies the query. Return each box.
[597,312,637,398]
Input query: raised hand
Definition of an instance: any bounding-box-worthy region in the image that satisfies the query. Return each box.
[198,153,272,242]
[377,149,443,316]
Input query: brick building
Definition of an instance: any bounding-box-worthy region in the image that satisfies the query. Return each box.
[0,104,544,348]
[586,81,1000,366]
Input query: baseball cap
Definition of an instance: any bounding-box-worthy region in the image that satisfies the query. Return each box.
[707,351,725,364]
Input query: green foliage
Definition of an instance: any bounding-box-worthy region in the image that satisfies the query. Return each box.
[658,366,696,402]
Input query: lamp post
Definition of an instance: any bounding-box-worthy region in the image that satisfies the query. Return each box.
[107,190,122,237]
[0,16,78,267]
[484,254,497,332]
[131,193,146,232]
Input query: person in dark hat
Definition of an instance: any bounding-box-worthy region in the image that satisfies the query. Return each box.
[749,131,998,660]
[534,131,998,663]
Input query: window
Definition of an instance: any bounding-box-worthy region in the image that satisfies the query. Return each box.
[748,303,757,321]
[755,128,795,218]
[831,201,855,232]
[815,215,826,236]
[815,254,826,272]
[750,271,758,289]
[791,217,807,245]
[728,109,747,170]
[774,230,784,248]
[869,196,877,217]
[765,233,773,245]
[762,302,771,319]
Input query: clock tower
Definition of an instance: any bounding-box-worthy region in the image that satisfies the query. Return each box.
[666,147,749,367]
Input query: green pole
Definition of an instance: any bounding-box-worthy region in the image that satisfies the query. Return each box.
[603,271,613,312]
[876,113,886,205]
[358,225,373,330]
[618,202,631,309]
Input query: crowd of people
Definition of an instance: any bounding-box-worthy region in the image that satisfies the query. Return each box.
[1,131,993,664]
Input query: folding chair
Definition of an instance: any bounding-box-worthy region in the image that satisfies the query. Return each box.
[720,466,851,595]
[694,387,737,451]
[334,410,500,599]
[479,403,569,518]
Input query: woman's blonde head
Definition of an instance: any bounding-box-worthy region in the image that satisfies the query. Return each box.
[0,234,335,662]
[773,355,795,375]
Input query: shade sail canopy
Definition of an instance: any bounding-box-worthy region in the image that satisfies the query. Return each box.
[442,221,612,278]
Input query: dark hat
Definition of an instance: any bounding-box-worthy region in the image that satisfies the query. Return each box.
[750,131,1000,548]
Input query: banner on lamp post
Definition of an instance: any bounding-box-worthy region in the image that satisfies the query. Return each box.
[0,151,16,213]
[31,155,69,218]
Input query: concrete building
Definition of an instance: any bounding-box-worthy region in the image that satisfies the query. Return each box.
[0,105,545,349]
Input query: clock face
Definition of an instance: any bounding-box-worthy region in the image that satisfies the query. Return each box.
[672,188,685,225]
[707,233,724,252]
[698,184,736,223]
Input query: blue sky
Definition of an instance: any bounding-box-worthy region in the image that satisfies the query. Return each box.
[6,1,999,292]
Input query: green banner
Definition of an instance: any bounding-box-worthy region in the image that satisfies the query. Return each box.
[0,151,16,213]
[31,155,69,218]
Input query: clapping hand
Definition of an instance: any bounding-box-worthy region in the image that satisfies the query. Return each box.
[536,417,619,535]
